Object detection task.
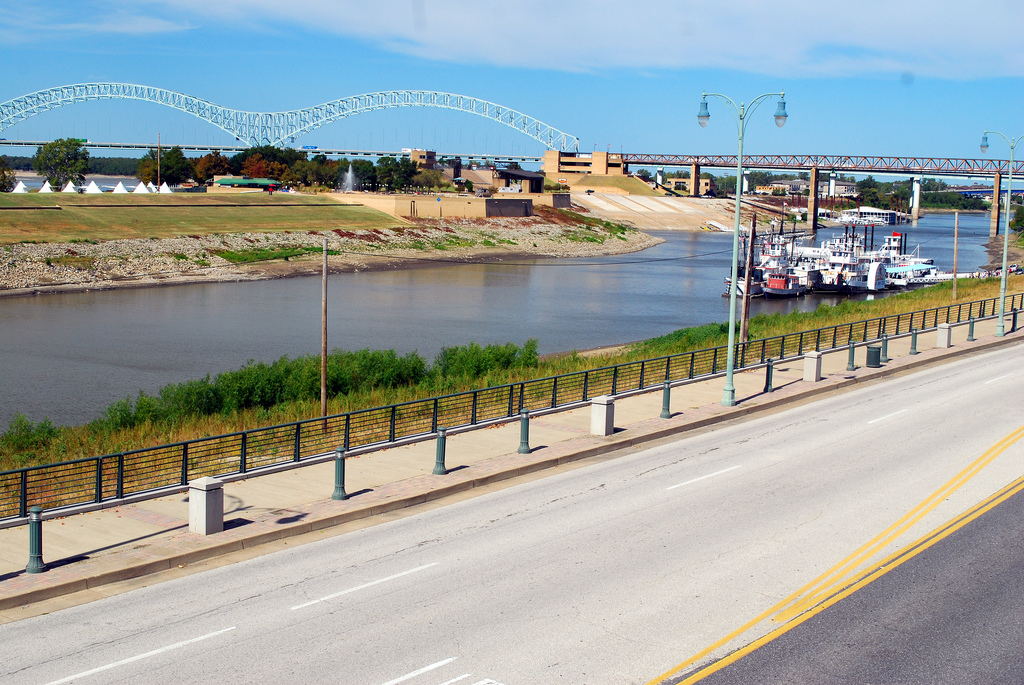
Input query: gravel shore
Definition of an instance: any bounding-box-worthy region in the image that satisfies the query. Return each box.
[0,213,663,297]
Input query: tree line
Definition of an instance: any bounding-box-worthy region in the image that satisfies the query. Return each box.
[20,139,464,191]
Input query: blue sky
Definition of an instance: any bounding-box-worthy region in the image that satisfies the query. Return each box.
[2,1,1023,174]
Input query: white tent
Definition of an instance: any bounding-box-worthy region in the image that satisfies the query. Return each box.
[132,182,149,194]
[84,181,103,194]
[112,181,129,194]
[39,180,53,193]
[147,182,158,192]
[61,181,78,193]
[158,182,172,194]
[11,181,27,193]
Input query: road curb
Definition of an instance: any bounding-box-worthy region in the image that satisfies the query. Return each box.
[2,331,1021,611]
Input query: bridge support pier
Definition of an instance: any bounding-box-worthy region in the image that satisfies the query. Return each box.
[911,177,922,222]
[807,167,819,233]
[690,163,701,197]
[991,172,1002,237]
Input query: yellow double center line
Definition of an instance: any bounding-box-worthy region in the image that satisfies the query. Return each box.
[645,423,1024,685]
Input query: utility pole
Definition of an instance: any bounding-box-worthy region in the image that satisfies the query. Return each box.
[321,237,328,419]
[157,132,161,188]
[953,211,959,301]
[740,217,756,342]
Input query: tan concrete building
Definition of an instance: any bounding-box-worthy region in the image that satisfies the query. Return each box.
[667,176,716,195]
[543,150,626,177]
[356,193,534,218]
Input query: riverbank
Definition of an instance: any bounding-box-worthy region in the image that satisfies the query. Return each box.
[4,276,1020,470]
[0,206,662,297]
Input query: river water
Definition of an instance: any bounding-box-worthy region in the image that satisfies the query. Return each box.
[0,211,993,429]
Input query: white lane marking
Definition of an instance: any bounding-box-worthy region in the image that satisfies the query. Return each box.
[437,676,473,685]
[667,465,742,490]
[867,408,908,425]
[291,562,439,610]
[985,374,1012,384]
[41,626,236,685]
[380,657,457,685]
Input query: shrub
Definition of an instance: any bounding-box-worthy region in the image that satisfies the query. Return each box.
[0,414,58,453]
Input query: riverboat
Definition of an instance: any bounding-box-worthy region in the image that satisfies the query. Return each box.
[763,270,807,298]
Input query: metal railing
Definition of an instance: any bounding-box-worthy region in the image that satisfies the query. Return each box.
[2,292,1021,525]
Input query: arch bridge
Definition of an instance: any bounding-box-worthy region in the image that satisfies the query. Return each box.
[0,83,580,152]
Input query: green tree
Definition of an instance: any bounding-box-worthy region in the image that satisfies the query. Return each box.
[32,138,90,187]
[1011,205,1024,232]
[0,156,16,192]
[137,147,193,186]
[351,159,376,189]
[375,156,419,191]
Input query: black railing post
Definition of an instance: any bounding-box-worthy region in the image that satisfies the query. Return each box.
[612,367,619,395]
[240,433,248,474]
[815,329,821,352]
[95,457,103,503]
[518,384,525,413]
[471,392,478,425]
[344,414,351,451]
[389,406,397,442]
[180,443,189,485]
[116,453,125,499]
[639,361,646,389]
[551,377,558,408]
[582,372,590,401]
[20,470,28,518]
[798,333,804,356]
[432,398,439,432]
[712,348,718,374]
[293,424,301,462]
[688,353,695,379]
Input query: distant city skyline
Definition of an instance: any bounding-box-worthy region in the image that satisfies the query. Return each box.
[2,1,1023,173]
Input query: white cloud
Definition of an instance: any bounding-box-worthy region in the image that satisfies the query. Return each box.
[0,4,192,43]
[140,0,1024,79]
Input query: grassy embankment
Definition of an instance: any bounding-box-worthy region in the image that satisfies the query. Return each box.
[2,275,1021,472]
[0,193,403,244]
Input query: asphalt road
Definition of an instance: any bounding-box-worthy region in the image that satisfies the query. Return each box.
[692,483,1024,684]
[1,343,1023,685]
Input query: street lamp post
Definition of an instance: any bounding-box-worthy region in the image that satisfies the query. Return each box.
[698,91,788,406]
[980,131,1019,337]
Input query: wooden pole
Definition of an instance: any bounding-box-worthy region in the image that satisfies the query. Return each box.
[953,211,959,301]
[321,237,328,418]
[740,218,756,342]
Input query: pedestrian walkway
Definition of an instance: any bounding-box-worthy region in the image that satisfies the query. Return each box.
[0,317,1017,618]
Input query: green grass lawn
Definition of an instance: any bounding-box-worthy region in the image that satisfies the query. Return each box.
[0,193,403,243]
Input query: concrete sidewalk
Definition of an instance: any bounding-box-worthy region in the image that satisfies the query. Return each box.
[1,317,1019,618]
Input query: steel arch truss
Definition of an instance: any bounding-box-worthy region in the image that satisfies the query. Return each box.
[0,84,580,151]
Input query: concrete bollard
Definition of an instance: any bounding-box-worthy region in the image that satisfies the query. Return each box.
[935,323,952,349]
[803,351,822,383]
[909,328,919,355]
[189,477,224,536]
[26,506,47,574]
[518,410,531,454]
[590,395,615,436]
[967,317,976,342]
